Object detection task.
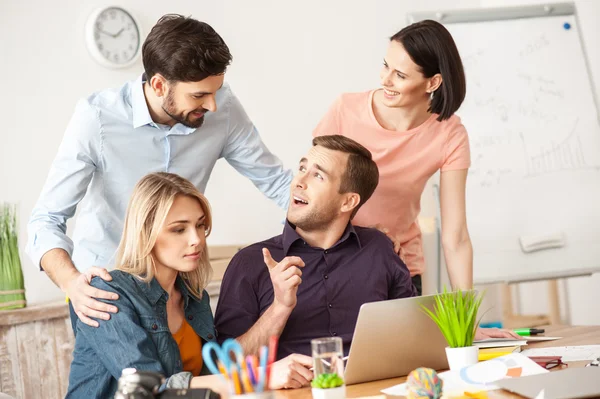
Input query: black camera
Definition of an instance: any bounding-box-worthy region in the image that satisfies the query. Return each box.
[114,368,221,399]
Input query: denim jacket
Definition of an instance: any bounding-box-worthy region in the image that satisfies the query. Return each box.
[66,270,217,398]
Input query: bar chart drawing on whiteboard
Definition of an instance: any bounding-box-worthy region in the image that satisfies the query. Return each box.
[520,119,598,177]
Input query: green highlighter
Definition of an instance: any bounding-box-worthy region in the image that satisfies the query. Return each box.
[514,328,545,336]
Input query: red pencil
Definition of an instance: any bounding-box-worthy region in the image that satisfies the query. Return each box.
[265,335,279,388]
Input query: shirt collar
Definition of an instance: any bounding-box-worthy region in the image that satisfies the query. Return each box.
[133,274,198,308]
[282,220,362,255]
[131,73,154,129]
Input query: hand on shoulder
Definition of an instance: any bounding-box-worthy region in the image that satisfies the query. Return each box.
[68,266,119,328]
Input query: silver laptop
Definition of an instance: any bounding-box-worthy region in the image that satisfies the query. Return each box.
[344,294,449,385]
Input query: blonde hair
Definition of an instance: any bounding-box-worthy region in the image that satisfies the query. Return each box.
[115,172,212,299]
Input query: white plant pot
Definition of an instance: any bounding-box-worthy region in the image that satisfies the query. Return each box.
[445,346,479,371]
[311,385,346,399]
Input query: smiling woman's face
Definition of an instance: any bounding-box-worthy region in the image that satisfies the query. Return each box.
[379,40,435,109]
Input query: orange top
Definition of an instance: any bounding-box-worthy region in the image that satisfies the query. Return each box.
[313,90,471,276]
[172,319,203,376]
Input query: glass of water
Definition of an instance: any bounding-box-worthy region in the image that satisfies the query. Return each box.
[311,337,345,389]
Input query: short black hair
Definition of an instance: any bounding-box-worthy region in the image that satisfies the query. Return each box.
[142,14,232,83]
[313,135,379,219]
[391,20,466,121]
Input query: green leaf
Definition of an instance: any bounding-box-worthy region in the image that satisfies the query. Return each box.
[0,203,26,310]
[420,286,485,348]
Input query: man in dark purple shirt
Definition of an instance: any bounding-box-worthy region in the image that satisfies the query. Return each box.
[214,135,416,389]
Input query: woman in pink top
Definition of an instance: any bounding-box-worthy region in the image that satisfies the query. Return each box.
[314,20,471,295]
[314,19,518,340]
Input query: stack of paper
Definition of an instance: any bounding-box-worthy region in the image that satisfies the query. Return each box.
[473,336,562,361]
[474,338,528,349]
[474,338,527,362]
[474,336,561,347]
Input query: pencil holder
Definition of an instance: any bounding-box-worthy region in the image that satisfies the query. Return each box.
[311,337,346,399]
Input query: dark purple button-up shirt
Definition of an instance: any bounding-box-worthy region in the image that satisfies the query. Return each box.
[214,221,416,359]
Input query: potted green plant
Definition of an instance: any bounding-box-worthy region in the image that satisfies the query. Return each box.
[311,373,345,399]
[421,287,484,371]
[0,203,26,310]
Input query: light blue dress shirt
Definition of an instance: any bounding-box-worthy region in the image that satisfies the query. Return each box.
[27,75,292,272]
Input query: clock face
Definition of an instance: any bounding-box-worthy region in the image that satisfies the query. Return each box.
[88,7,141,67]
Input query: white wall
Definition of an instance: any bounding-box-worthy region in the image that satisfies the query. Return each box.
[1,0,599,326]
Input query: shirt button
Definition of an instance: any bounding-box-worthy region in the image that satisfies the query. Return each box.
[324,250,328,254]
[324,275,328,279]
[152,323,158,330]
[207,333,214,340]
[328,303,333,308]
[187,315,194,321]
[332,332,337,336]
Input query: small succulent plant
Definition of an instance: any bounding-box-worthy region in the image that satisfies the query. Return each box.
[311,373,344,389]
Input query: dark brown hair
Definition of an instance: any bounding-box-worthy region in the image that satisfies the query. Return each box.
[391,20,466,121]
[313,135,379,218]
[142,14,232,83]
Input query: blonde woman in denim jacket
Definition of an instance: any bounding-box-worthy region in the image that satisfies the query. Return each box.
[67,172,220,398]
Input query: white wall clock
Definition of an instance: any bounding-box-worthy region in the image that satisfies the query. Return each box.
[85,6,142,68]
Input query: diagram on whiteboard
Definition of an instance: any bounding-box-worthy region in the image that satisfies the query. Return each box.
[520,119,599,178]
[467,116,600,188]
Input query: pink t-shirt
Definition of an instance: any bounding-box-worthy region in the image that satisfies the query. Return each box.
[313,90,471,276]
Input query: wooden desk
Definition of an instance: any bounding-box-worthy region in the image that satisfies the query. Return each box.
[275,325,600,399]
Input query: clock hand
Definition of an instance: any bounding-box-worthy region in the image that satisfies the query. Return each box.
[96,28,115,37]
[96,28,124,38]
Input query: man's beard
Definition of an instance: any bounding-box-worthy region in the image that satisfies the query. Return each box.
[288,204,339,232]
[162,90,206,129]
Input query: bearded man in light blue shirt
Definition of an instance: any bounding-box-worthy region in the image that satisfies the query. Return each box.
[27,14,292,328]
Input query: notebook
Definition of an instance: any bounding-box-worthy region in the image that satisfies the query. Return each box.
[474,338,528,348]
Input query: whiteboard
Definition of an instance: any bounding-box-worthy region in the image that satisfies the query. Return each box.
[411,4,600,284]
